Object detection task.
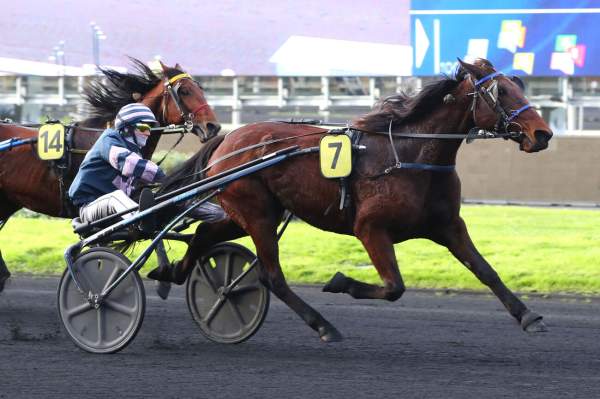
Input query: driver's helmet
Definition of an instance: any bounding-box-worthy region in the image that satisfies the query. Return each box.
[114,103,158,132]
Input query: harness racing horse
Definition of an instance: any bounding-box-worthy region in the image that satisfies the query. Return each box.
[153,58,554,342]
[0,59,220,292]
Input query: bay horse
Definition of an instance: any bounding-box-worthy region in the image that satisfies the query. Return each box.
[0,59,220,292]
[153,58,554,342]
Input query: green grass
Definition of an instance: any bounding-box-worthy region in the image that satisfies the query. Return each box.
[2,206,600,294]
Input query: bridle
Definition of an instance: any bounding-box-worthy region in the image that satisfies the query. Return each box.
[468,70,532,141]
[161,72,212,135]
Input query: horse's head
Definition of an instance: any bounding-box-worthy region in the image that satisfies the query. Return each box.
[457,58,553,153]
[146,62,220,142]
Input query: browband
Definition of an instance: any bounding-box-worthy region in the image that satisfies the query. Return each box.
[167,73,192,85]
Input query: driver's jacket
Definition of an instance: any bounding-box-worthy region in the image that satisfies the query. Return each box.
[68,128,165,207]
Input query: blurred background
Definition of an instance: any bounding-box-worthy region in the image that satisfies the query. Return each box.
[1,0,598,206]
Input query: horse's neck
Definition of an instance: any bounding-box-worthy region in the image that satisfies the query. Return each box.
[71,118,104,151]
[398,104,474,166]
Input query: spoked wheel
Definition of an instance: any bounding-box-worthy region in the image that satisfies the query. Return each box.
[186,242,270,344]
[57,247,145,354]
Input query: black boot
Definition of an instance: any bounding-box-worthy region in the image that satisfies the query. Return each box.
[147,260,188,285]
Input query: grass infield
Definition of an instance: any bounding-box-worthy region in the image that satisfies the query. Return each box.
[2,205,599,295]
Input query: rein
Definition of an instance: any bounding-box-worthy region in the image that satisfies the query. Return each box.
[164,113,522,187]
[165,130,329,185]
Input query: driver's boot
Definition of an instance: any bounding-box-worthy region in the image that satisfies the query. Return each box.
[147,260,187,285]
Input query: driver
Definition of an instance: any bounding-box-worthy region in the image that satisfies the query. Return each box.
[69,103,225,224]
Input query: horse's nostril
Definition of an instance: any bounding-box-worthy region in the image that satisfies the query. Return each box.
[208,122,221,135]
[535,130,552,144]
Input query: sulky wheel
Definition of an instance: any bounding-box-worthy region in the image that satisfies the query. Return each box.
[57,247,145,354]
[186,242,270,344]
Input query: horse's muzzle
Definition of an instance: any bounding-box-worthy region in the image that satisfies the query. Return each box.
[521,130,553,152]
[193,122,221,142]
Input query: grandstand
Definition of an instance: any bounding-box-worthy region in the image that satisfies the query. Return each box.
[1,0,599,204]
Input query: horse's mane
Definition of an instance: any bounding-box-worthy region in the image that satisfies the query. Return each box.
[82,58,182,122]
[354,58,500,132]
[353,76,462,132]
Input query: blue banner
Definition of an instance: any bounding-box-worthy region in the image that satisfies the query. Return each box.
[411,0,600,76]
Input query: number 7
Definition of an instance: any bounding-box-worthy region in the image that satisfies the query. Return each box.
[328,142,342,169]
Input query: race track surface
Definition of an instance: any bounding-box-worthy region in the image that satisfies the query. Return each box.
[1,277,600,398]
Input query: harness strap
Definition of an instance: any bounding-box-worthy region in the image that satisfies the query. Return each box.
[338,129,363,211]
[168,73,192,85]
[191,103,211,114]
[474,71,503,86]
[155,132,185,167]
[508,104,532,122]
[203,131,327,173]
[368,162,455,180]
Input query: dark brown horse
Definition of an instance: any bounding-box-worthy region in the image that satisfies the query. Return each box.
[152,58,553,342]
[0,59,220,291]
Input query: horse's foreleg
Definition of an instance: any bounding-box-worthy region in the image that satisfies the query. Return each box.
[434,217,547,333]
[323,226,405,301]
[250,220,343,342]
[0,206,19,293]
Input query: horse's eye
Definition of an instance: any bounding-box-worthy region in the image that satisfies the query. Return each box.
[498,87,506,96]
[179,87,190,96]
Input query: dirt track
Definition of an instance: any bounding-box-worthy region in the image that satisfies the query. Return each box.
[1,276,600,398]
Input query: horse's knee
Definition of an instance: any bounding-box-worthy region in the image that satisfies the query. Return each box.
[384,284,405,302]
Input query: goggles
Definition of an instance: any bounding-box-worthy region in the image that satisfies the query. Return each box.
[135,123,152,134]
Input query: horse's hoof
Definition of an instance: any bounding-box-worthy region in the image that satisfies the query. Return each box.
[322,272,348,294]
[521,310,548,333]
[155,281,172,300]
[319,326,343,343]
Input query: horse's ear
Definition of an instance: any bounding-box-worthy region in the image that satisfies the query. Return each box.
[174,63,182,70]
[158,60,169,74]
[457,58,485,80]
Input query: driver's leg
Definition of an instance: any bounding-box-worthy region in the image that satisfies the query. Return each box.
[79,190,138,223]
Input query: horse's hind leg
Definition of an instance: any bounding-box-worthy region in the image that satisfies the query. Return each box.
[433,217,546,333]
[323,225,405,301]
[249,219,343,342]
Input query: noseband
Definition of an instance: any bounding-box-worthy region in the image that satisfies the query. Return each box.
[470,71,532,139]
[162,72,210,133]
